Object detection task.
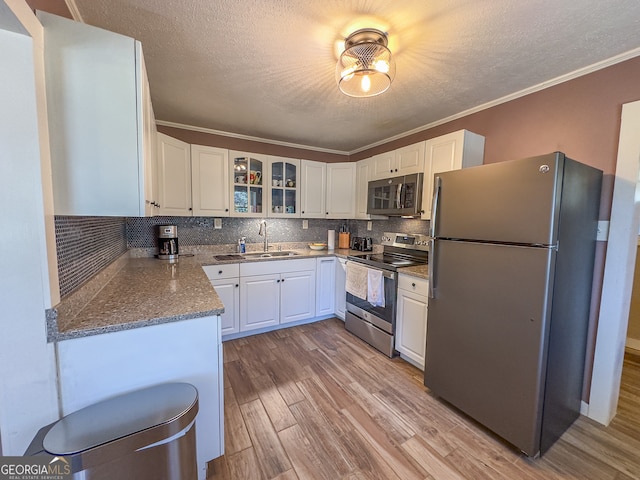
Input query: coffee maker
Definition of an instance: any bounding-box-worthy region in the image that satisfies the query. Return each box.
[158,225,179,260]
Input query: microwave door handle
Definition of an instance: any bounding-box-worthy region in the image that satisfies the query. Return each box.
[396,183,403,208]
[429,176,442,237]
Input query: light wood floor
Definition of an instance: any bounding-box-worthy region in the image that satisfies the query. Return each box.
[208,318,640,480]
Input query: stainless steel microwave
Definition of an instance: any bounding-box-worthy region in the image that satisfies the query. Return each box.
[367,173,424,216]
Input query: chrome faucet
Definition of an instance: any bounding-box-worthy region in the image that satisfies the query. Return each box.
[258,220,268,252]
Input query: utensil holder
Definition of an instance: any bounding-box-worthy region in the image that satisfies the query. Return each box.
[338,232,350,249]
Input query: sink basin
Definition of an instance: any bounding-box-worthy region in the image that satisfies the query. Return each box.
[242,251,299,259]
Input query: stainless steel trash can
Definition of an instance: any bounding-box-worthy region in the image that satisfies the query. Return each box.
[25,383,199,480]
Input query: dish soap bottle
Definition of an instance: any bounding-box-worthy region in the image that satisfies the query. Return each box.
[239,237,246,253]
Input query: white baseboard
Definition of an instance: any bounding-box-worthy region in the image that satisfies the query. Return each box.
[580,400,589,416]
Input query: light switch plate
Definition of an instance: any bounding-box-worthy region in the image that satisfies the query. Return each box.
[302,219,308,229]
[214,218,222,229]
[596,220,609,241]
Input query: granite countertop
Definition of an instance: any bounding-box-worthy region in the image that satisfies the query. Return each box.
[398,264,428,280]
[48,246,359,342]
[48,244,427,342]
[49,256,224,341]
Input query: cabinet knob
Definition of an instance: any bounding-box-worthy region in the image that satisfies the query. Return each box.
[389,169,393,173]
[189,207,193,211]
[412,282,416,288]
[302,211,305,214]
[225,208,229,212]
[277,279,281,283]
[218,270,223,275]
[281,278,285,282]
[235,284,239,288]
[326,212,329,215]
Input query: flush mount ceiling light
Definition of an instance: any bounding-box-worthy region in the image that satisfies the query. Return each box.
[336,28,396,98]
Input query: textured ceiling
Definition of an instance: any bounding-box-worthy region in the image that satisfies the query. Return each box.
[72,0,640,153]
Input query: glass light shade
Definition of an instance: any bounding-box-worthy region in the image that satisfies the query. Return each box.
[336,28,396,98]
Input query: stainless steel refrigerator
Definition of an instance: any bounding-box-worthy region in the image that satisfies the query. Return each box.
[424,152,602,457]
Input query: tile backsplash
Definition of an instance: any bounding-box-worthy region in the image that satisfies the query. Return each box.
[126,216,429,249]
[55,215,429,298]
[55,216,127,298]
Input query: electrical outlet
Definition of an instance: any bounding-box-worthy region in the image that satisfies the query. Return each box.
[214,218,222,229]
[367,221,372,231]
[302,219,308,229]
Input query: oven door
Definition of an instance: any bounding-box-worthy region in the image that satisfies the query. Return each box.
[346,267,396,334]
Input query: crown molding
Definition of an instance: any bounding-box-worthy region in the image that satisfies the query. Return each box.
[351,47,640,154]
[155,120,350,156]
[158,47,640,157]
[64,0,82,22]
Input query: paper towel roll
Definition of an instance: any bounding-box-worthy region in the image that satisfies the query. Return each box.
[327,230,335,250]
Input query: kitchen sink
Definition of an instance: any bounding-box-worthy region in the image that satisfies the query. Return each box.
[242,251,299,259]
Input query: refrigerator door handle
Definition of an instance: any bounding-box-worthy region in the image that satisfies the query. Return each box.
[428,238,436,298]
[430,176,442,237]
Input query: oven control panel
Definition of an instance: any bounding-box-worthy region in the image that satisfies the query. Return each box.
[381,232,430,251]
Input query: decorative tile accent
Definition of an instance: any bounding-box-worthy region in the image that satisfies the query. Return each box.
[55,216,127,298]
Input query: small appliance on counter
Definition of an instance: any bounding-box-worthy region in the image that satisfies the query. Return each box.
[351,236,373,252]
[157,225,179,260]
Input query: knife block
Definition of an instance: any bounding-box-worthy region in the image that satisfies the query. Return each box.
[338,232,350,249]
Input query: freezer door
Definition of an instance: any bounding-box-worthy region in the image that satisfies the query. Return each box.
[424,240,555,456]
[432,153,563,245]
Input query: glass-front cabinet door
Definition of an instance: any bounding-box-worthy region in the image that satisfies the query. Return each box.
[230,151,266,217]
[268,157,300,217]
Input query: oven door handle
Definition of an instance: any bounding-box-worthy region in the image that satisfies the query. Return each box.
[346,261,395,280]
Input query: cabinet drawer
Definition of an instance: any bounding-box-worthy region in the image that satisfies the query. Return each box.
[398,274,428,294]
[202,263,240,280]
[240,258,316,276]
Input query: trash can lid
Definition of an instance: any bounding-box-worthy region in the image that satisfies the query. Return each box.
[43,383,198,456]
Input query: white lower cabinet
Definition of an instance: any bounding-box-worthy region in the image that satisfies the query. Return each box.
[240,274,281,331]
[56,316,223,479]
[335,258,347,320]
[396,274,429,369]
[280,270,316,324]
[316,257,336,317]
[211,279,240,335]
[203,264,240,335]
[238,258,317,333]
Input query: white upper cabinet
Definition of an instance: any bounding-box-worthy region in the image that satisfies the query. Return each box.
[355,158,372,219]
[370,151,396,180]
[300,160,327,218]
[326,162,356,219]
[370,142,426,181]
[156,133,192,216]
[230,151,268,217]
[140,53,158,216]
[268,156,300,218]
[37,11,155,216]
[421,130,485,220]
[191,145,230,216]
[157,137,230,217]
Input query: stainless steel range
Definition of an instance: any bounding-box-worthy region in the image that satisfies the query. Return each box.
[345,232,429,357]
